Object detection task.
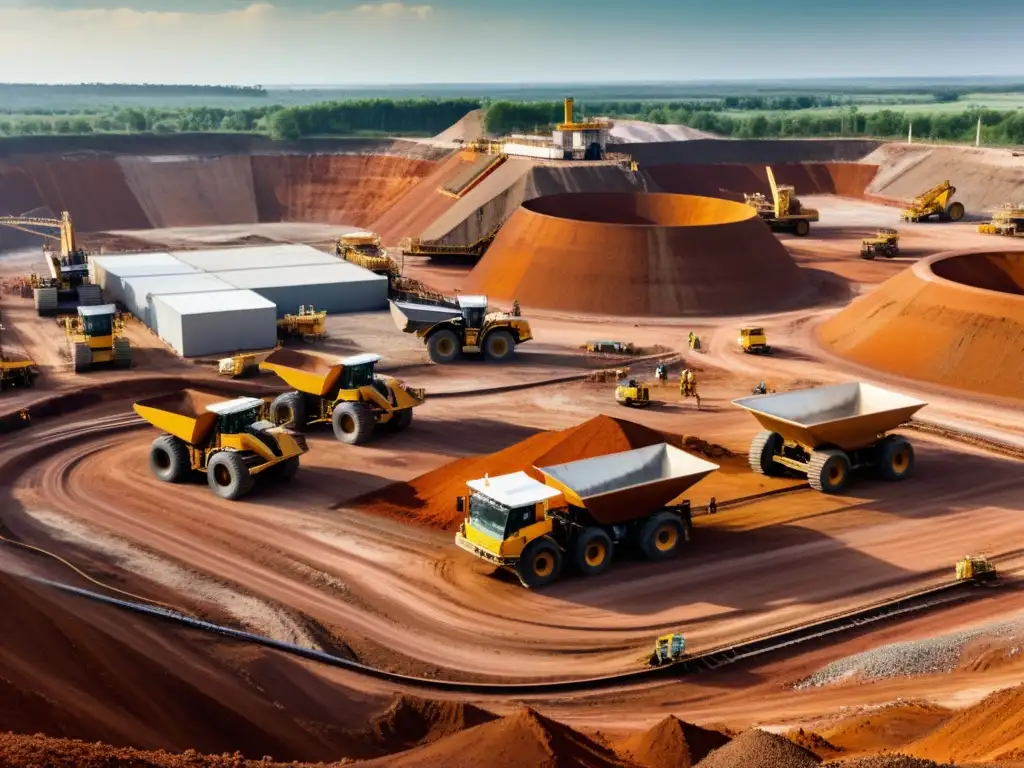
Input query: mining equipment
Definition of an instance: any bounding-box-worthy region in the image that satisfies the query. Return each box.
[586,340,635,354]
[977,203,1024,237]
[389,293,532,364]
[861,228,901,259]
[738,327,772,355]
[956,555,998,583]
[615,378,652,408]
[277,305,327,343]
[649,633,687,666]
[399,228,500,262]
[734,382,927,494]
[900,181,965,223]
[336,231,400,276]
[0,313,36,390]
[751,381,776,396]
[259,348,424,445]
[217,345,281,378]
[62,304,131,373]
[133,389,308,500]
[655,364,669,385]
[680,369,701,408]
[745,167,819,237]
[454,443,719,588]
[688,332,702,352]
[0,211,102,315]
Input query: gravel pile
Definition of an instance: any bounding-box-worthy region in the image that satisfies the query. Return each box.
[822,756,955,768]
[795,617,1024,689]
[695,728,821,768]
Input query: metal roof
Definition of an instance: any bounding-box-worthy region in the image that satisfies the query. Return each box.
[466,472,562,508]
[77,304,117,317]
[92,252,197,277]
[152,289,275,315]
[206,396,265,415]
[123,273,236,297]
[211,262,387,289]
[171,244,339,272]
[340,353,381,366]
[457,295,488,309]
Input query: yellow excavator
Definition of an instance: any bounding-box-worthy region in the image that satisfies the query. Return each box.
[900,181,965,223]
[745,167,819,237]
[0,211,102,315]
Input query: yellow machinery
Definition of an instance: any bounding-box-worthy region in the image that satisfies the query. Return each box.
[63,304,131,373]
[861,228,901,259]
[390,294,532,364]
[688,331,702,352]
[745,167,819,237]
[614,378,651,408]
[134,390,308,500]
[455,444,719,588]
[738,327,772,355]
[336,231,400,276]
[217,345,281,378]
[399,228,500,262]
[277,305,327,343]
[260,349,425,445]
[680,369,701,408]
[649,633,687,666]
[0,312,36,390]
[978,203,1024,237]
[586,340,634,354]
[900,181,965,223]
[956,555,998,583]
[0,211,101,315]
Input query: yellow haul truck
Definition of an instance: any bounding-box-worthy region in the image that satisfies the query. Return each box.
[900,181,965,223]
[734,382,927,495]
[133,389,309,500]
[259,348,424,445]
[390,294,532,364]
[455,443,719,588]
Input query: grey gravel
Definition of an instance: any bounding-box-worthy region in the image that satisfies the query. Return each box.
[822,756,956,768]
[695,728,821,768]
[794,616,1024,690]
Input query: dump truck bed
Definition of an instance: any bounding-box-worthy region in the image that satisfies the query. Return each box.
[536,443,719,525]
[133,389,252,444]
[260,348,344,397]
[732,382,926,451]
[389,298,462,334]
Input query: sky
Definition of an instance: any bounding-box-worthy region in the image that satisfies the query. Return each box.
[0,0,1020,85]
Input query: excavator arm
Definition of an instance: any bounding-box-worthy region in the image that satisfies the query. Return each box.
[0,211,78,257]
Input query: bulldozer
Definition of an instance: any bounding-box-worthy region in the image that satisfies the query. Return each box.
[649,633,687,667]
[861,228,901,259]
[900,181,965,223]
[615,378,652,408]
[336,231,400,276]
[260,348,424,445]
[745,167,819,237]
[134,389,308,501]
[977,203,1024,237]
[63,304,131,373]
[738,327,772,355]
[277,305,327,343]
[956,555,998,583]
[389,294,532,364]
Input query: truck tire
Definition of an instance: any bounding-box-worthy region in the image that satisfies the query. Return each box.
[749,430,784,476]
[947,202,965,222]
[794,219,811,237]
[573,527,613,576]
[427,329,461,364]
[386,407,414,432]
[808,449,851,494]
[270,391,306,429]
[332,402,375,445]
[861,249,875,261]
[515,536,563,588]
[639,512,685,561]
[149,435,190,483]
[484,329,515,362]
[876,436,915,482]
[207,451,254,501]
[270,456,300,482]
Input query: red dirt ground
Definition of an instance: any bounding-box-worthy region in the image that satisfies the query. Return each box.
[908,683,1024,763]
[645,162,880,201]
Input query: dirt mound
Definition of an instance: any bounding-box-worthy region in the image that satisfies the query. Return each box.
[695,728,821,768]
[646,162,878,200]
[465,192,812,317]
[908,683,1024,763]
[362,695,497,752]
[369,150,471,244]
[819,249,1024,400]
[616,715,730,767]
[609,121,716,143]
[359,707,632,767]
[349,415,678,530]
[787,729,844,759]
[823,757,956,768]
[824,703,952,755]
[434,108,487,142]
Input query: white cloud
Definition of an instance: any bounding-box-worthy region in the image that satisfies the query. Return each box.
[354,2,433,20]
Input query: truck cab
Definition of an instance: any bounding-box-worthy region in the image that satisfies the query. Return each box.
[738,327,771,354]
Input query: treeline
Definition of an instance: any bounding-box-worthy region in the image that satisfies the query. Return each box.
[265,99,482,140]
[0,105,279,136]
[0,83,266,97]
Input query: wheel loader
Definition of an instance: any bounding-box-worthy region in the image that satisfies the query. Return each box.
[133,389,308,501]
[900,181,965,223]
[63,304,131,373]
[259,348,424,445]
[389,293,532,364]
[861,228,900,259]
[614,378,652,407]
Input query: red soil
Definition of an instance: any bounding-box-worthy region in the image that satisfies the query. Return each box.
[818,249,1024,400]
[362,695,497,753]
[645,162,879,201]
[823,703,952,755]
[616,716,730,767]
[787,729,845,759]
[465,192,813,317]
[347,415,679,531]
[908,683,1024,763]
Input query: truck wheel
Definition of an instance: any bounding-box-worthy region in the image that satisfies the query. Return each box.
[749,430,784,476]
[427,329,461,364]
[808,449,851,494]
[794,219,811,237]
[149,435,190,483]
[207,451,254,501]
[270,456,300,482]
[515,536,563,588]
[639,512,685,561]
[947,202,965,222]
[484,329,515,362]
[876,436,915,482]
[332,402,375,445]
[861,249,875,261]
[269,392,307,428]
[386,407,414,432]
[573,527,613,576]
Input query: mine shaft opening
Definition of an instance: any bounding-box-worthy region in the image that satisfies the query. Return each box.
[929,251,1024,296]
[521,192,757,227]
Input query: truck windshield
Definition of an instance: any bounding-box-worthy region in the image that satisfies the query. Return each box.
[340,363,375,389]
[469,493,534,540]
[218,407,261,434]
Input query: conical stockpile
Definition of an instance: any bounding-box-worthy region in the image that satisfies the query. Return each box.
[464,192,812,317]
